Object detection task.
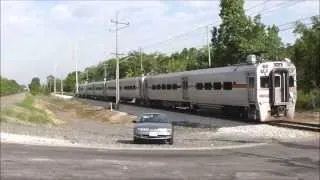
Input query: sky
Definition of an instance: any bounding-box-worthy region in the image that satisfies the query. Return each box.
[1,0,319,85]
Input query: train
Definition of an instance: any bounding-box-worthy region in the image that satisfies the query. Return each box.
[76,55,297,122]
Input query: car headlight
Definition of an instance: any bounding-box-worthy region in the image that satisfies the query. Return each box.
[137,127,149,131]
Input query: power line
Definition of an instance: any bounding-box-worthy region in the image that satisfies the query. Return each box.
[245,0,269,12]
[279,22,313,31]
[277,16,318,27]
[141,23,216,49]
[249,1,304,17]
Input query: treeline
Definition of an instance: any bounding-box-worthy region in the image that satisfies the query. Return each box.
[0,76,24,96]
[46,0,319,109]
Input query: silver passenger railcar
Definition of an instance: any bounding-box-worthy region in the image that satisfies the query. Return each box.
[77,55,297,122]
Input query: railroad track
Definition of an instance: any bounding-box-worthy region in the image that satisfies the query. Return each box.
[267,120,320,132]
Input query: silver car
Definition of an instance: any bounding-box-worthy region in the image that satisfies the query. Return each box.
[133,113,174,145]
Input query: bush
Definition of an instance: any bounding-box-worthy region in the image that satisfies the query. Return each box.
[0,76,23,96]
[296,89,320,111]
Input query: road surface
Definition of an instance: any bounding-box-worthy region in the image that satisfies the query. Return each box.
[1,137,319,180]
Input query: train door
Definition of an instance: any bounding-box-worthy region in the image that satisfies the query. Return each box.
[271,71,289,105]
[247,74,255,103]
[103,81,107,100]
[181,77,189,100]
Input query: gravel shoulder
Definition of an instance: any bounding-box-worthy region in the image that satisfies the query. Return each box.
[1,95,318,149]
[0,93,25,108]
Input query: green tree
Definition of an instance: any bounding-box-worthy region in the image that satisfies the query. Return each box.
[0,76,23,96]
[291,16,320,92]
[216,0,249,66]
[28,77,41,95]
[64,71,77,92]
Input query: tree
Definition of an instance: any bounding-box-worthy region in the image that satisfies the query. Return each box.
[291,16,320,92]
[211,0,283,66]
[216,0,250,65]
[0,76,23,96]
[64,72,77,92]
[28,77,41,95]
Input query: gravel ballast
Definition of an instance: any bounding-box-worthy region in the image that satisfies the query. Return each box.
[1,118,317,149]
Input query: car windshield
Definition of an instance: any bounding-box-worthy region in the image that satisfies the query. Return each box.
[138,113,169,123]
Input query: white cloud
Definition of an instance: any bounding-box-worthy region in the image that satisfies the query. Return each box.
[51,4,72,20]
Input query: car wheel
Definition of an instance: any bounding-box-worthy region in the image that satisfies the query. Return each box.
[133,137,139,144]
[168,136,173,145]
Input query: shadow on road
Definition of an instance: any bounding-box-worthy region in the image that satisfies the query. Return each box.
[117,139,167,145]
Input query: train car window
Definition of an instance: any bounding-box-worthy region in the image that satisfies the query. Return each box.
[213,82,221,90]
[162,84,166,90]
[196,83,203,90]
[260,76,268,88]
[157,84,161,90]
[173,84,178,90]
[133,85,136,89]
[152,85,156,90]
[167,84,172,90]
[289,76,294,87]
[223,82,232,90]
[204,82,212,90]
[275,76,281,87]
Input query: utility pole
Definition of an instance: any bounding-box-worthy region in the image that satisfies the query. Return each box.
[60,77,63,95]
[207,25,211,68]
[140,47,143,76]
[110,11,129,109]
[104,62,107,81]
[86,69,89,83]
[54,65,57,94]
[74,44,79,94]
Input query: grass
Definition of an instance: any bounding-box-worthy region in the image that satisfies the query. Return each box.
[43,96,133,124]
[18,94,35,109]
[0,94,53,124]
[296,90,320,112]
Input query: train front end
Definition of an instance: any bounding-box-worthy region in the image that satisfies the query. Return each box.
[256,59,297,122]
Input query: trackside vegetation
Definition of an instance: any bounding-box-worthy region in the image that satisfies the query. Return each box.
[0,76,24,96]
[0,95,53,124]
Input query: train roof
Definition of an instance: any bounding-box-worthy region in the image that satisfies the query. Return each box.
[79,60,295,86]
[147,63,256,79]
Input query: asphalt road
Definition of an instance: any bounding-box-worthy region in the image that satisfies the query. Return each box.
[1,137,319,180]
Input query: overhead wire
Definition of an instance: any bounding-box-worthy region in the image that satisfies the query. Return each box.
[249,0,304,17]
[279,22,314,31]
[277,16,318,27]
[139,0,315,55]
[245,0,269,12]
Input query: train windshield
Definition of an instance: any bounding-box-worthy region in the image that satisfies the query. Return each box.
[260,76,269,88]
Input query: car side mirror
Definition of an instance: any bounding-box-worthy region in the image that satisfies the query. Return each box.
[132,120,137,123]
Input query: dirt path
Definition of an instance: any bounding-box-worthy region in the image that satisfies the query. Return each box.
[0,93,25,109]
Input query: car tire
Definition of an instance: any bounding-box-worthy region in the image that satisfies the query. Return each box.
[168,136,173,145]
[169,137,173,145]
[133,137,139,144]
